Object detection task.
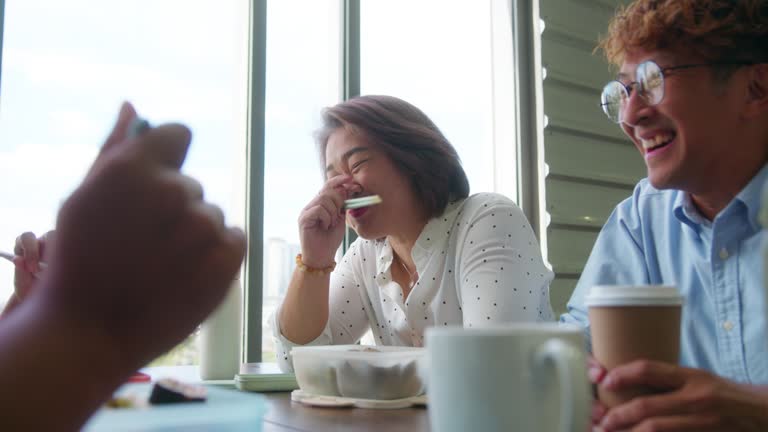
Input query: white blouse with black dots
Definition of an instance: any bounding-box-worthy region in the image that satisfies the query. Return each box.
[272,192,554,371]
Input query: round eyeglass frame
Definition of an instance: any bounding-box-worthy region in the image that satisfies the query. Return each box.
[599,60,754,124]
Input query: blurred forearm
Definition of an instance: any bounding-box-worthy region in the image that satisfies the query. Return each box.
[0,293,22,319]
[0,295,131,431]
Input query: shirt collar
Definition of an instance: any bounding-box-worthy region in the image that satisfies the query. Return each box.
[375,238,393,277]
[413,198,467,260]
[672,163,768,232]
[673,191,708,230]
[373,202,455,292]
[374,198,464,275]
[734,163,768,233]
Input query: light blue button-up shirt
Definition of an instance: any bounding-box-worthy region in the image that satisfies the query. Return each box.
[561,164,768,384]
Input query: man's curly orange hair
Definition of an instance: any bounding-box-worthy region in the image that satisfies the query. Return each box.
[598,0,768,67]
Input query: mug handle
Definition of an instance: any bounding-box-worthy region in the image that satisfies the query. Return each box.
[533,339,590,432]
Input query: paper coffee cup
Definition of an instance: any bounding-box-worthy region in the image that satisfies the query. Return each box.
[587,285,683,408]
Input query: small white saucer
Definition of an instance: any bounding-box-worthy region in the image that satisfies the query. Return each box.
[290,389,427,409]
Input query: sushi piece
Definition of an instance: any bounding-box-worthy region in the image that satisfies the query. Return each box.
[344,195,382,209]
[148,378,207,404]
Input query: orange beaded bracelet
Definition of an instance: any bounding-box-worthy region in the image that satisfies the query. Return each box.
[295,254,336,275]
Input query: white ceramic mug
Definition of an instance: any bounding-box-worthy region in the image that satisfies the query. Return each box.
[424,323,589,432]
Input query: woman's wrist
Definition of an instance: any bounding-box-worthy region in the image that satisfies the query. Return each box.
[297,250,336,269]
[295,254,336,275]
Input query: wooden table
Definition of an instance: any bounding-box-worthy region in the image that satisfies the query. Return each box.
[142,365,430,431]
[260,392,430,432]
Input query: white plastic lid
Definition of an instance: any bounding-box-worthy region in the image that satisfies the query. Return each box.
[585,285,683,307]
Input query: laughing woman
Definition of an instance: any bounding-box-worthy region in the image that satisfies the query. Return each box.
[274,95,553,371]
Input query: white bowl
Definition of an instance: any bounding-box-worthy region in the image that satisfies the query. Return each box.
[290,345,426,400]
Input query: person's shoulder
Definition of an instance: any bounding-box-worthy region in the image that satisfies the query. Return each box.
[455,192,518,212]
[442,193,526,233]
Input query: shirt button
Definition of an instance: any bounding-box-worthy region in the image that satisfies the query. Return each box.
[722,320,734,331]
[719,248,729,260]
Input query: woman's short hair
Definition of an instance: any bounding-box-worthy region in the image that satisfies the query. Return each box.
[598,0,768,67]
[316,95,470,219]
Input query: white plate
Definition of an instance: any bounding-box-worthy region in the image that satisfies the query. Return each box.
[290,389,427,409]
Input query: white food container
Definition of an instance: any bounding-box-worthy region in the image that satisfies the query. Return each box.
[290,345,426,400]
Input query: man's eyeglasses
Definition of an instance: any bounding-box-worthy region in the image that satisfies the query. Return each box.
[599,60,753,123]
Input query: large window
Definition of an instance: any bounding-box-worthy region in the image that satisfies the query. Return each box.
[1,0,522,364]
[0,0,249,365]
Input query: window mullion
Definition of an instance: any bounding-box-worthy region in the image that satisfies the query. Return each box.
[342,0,360,252]
[512,0,545,242]
[244,0,267,363]
[0,0,6,97]
[342,0,360,101]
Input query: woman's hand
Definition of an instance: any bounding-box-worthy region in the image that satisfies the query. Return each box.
[0,231,56,317]
[297,174,352,268]
[12,231,55,302]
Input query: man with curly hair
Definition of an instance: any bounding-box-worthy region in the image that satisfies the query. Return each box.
[560,0,768,430]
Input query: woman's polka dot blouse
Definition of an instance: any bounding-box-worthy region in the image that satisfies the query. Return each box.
[272,192,554,371]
